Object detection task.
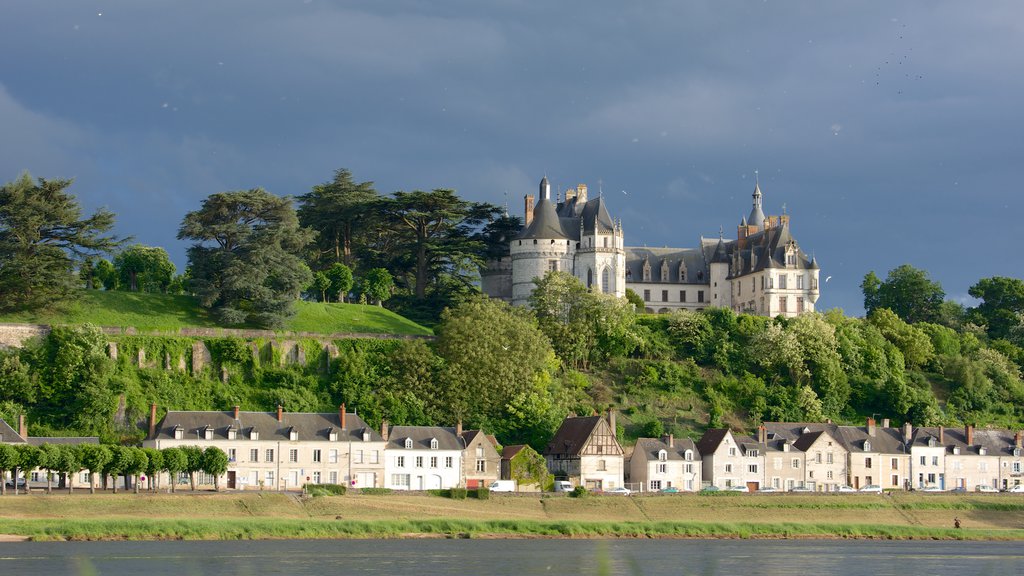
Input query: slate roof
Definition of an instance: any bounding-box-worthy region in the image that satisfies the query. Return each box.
[517,197,569,240]
[0,418,24,443]
[623,247,709,284]
[27,436,100,446]
[632,437,699,462]
[696,428,730,456]
[386,426,464,451]
[577,196,616,234]
[502,444,528,461]
[544,416,611,457]
[150,410,381,442]
[835,425,908,455]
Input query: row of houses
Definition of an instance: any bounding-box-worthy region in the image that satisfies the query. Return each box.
[4,408,1024,493]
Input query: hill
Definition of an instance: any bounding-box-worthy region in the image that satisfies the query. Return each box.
[0,290,432,336]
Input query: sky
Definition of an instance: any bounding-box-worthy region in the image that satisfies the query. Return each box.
[2,1,1022,314]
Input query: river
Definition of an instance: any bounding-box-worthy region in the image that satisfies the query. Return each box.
[1,539,1021,575]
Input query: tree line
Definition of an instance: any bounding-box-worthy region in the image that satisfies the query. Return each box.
[0,442,227,496]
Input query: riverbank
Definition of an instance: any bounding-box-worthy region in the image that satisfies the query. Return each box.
[1,492,1022,542]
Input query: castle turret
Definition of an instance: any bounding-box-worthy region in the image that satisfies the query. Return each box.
[748,181,766,231]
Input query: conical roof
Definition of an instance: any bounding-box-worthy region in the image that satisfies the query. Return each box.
[517,197,569,240]
[580,196,616,234]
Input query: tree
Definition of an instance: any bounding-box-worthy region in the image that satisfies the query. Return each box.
[55,444,81,494]
[968,277,1024,340]
[161,447,186,493]
[311,271,331,302]
[381,189,499,298]
[624,289,644,312]
[201,446,229,491]
[861,265,945,324]
[113,244,176,293]
[37,443,61,494]
[13,444,40,495]
[179,445,204,491]
[178,188,314,328]
[0,443,16,496]
[95,259,118,290]
[77,444,112,494]
[361,268,394,305]
[297,168,379,269]
[104,445,134,494]
[0,173,122,311]
[36,324,115,434]
[528,271,595,370]
[142,448,163,491]
[506,445,553,491]
[326,262,353,302]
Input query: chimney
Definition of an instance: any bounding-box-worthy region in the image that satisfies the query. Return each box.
[882,418,890,429]
[662,433,674,448]
[277,405,283,422]
[148,404,158,438]
[607,409,616,434]
[340,404,347,429]
[867,417,876,437]
[1015,431,1022,449]
[18,414,27,439]
[938,426,945,445]
[233,405,240,420]
[381,419,389,442]
[524,194,535,227]
[758,425,767,444]
[456,419,463,437]
[966,424,974,446]
[903,422,913,443]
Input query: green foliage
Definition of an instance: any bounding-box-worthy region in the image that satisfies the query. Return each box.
[862,265,945,324]
[624,289,644,311]
[449,487,468,499]
[178,188,315,328]
[473,487,490,500]
[569,485,590,498]
[114,244,176,293]
[969,276,1024,341]
[0,173,122,311]
[326,263,354,302]
[361,268,394,305]
[507,445,553,491]
[297,168,380,270]
[306,483,347,496]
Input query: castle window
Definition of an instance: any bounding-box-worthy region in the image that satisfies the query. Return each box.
[697,271,703,281]
[601,268,609,293]
[787,254,796,266]
[643,290,650,302]
[604,237,608,248]
[779,296,788,313]
[797,297,805,314]
[587,268,593,289]
[642,260,652,282]
[679,268,686,282]
[680,290,686,303]
[662,290,668,302]
[549,260,559,272]
[697,290,705,303]
[779,275,787,289]
[797,275,804,289]
[626,269,632,279]
[661,260,669,282]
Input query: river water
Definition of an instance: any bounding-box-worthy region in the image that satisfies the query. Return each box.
[1,539,1021,575]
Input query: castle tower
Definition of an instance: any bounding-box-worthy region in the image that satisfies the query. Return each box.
[574,195,625,298]
[748,181,766,231]
[509,177,575,305]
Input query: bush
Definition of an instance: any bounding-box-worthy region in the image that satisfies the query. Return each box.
[450,487,468,500]
[358,487,392,495]
[305,483,346,496]
[473,487,490,500]
[569,486,589,498]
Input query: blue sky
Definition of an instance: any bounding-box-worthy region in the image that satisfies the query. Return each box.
[2,1,1022,314]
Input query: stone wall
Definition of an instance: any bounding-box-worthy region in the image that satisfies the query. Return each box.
[0,323,50,349]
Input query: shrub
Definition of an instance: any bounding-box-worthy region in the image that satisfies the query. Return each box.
[450,487,468,500]
[305,483,346,496]
[569,486,589,498]
[473,487,490,500]
[358,487,393,495]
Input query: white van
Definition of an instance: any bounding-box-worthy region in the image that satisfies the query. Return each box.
[489,480,516,492]
[554,480,573,492]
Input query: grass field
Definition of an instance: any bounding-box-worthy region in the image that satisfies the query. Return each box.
[1,491,1022,541]
[0,290,432,336]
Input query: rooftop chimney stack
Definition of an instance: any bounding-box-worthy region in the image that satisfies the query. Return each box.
[149,404,157,439]
[867,417,876,437]
[903,422,913,443]
[456,419,463,437]
[233,405,240,420]
[938,426,945,445]
[524,194,535,227]
[882,418,890,429]
[758,425,767,444]
[966,424,974,446]
[607,409,616,434]
[18,414,27,439]
[381,419,389,442]
[1015,431,1022,449]
[662,433,674,448]
[277,405,283,422]
[340,404,347,429]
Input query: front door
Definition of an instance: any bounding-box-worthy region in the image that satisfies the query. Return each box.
[746,481,759,492]
[227,471,236,489]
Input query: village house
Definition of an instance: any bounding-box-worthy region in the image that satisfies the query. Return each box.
[382,423,464,490]
[908,426,949,490]
[460,427,501,489]
[997,430,1024,490]
[761,423,848,491]
[627,434,701,492]
[501,444,549,490]
[757,425,805,491]
[0,415,99,489]
[940,425,1003,491]
[145,404,385,490]
[696,429,766,490]
[544,412,624,491]
[837,418,910,491]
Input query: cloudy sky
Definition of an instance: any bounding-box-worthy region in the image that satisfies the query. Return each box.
[2,1,1021,314]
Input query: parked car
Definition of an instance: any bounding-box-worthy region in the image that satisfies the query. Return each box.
[4,478,27,489]
[606,487,632,496]
[949,487,967,494]
[700,485,720,492]
[920,486,945,493]
[859,484,883,494]
[789,486,814,493]
[836,485,857,493]
[488,480,516,493]
[553,481,573,493]
[1007,484,1024,493]
[726,485,749,493]
[660,487,680,493]
[975,485,998,493]
[756,487,777,493]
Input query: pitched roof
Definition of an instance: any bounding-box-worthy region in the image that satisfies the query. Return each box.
[387,426,464,450]
[696,428,730,455]
[835,425,907,455]
[27,436,100,446]
[544,415,617,457]
[501,444,531,460]
[517,197,569,240]
[0,418,25,443]
[623,246,709,284]
[151,410,381,443]
[632,437,699,462]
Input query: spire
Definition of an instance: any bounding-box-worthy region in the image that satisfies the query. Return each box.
[539,176,551,201]
[747,171,767,232]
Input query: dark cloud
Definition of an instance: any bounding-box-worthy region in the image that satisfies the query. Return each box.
[2,1,1022,314]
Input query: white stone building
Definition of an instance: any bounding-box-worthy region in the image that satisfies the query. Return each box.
[382,425,464,490]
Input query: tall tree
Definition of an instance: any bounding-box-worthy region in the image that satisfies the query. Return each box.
[178,189,314,328]
[161,447,186,493]
[382,189,500,298]
[361,268,394,306]
[201,446,229,491]
[861,265,945,324]
[77,444,111,494]
[113,244,176,293]
[0,173,121,311]
[297,168,379,269]
[326,262,354,302]
[968,277,1024,340]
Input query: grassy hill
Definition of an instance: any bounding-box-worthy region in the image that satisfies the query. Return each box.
[0,290,432,336]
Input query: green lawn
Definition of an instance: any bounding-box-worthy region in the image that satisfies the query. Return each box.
[0,291,432,336]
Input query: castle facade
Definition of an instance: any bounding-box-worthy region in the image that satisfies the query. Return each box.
[482,176,820,317]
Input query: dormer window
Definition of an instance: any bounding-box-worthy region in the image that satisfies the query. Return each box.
[405,438,413,449]
[362,430,370,442]
[928,437,937,447]
[679,263,687,282]
[952,446,960,455]
[684,450,693,461]
[1013,448,1021,457]
[250,430,259,441]
[863,440,871,452]
[979,447,987,456]
[660,260,669,282]
[658,450,667,462]
[430,438,439,450]
[203,426,213,440]
[227,427,237,440]
[328,428,338,442]
[173,425,183,440]
[642,259,652,282]
[289,428,298,442]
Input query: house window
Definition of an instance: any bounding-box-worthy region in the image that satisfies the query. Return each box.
[657,463,667,474]
[643,289,651,302]
[445,457,454,468]
[827,471,833,480]
[354,450,364,464]
[415,456,424,468]
[773,477,781,489]
[827,453,833,464]
[392,474,410,488]
[370,451,380,464]
[773,458,782,470]
[598,460,607,471]
[265,449,274,463]
[815,452,822,464]
[892,474,899,487]
[920,456,926,466]
[329,471,338,484]
[475,459,485,472]
[650,480,662,490]
[680,290,686,302]
[313,449,322,463]
[396,456,405,468]
[250,449,259,462]
[685,464,693,473]
[725,464,733,473]
[312,471,321,484]
[266,471,274,486]
[476,446,484,458]
[865,457,872,469]
[289,449,298,463]
[404,438,413,449]
[697,290,705,303]
[430,438,438,450]
[748,464,758,474]
[330,449,339,464]
[748,450,759,458]
[729,448,737,456]
[932,456,939,466]
[1014,462,1022,473]
[792,459,800,469]
[329,431,338,442]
